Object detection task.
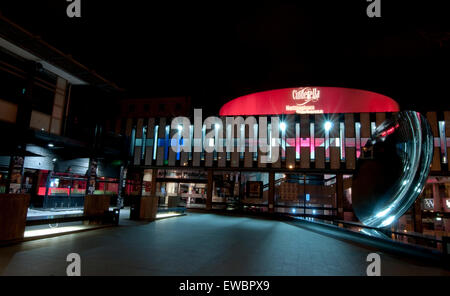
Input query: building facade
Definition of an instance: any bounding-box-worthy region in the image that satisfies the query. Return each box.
[0,16,126,208]
[122,87,450,237]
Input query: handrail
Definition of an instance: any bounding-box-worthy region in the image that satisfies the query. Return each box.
[333,219,443,243]
[288,215,444,245]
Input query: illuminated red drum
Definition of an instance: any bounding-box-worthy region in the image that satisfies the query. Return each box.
[219,87,399,116]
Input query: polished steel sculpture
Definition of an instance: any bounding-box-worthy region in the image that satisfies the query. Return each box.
[352,111,433,228]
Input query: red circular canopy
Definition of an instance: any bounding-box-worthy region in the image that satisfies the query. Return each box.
[219,87,399,116]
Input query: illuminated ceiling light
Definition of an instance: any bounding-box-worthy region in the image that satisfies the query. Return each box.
[324,121,332,131]
[48,143,54,147]
[280,122,286,132]
[52,158,57,162]
[288,165,293,169]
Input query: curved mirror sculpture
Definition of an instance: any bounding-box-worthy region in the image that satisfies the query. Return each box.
[352,111,433,228]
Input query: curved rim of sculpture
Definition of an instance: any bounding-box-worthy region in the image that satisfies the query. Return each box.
[353,111,433,228]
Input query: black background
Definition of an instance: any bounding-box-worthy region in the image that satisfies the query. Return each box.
[1,0,449,115]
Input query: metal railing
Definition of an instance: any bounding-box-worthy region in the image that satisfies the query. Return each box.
[286,214,448,258]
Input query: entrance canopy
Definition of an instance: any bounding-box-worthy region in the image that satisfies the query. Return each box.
[219,87,399,116]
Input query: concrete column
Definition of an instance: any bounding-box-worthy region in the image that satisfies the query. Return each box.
[444,218,450,233]
[130,169,158,221]
[43,170,53,208]
[16,61,34,133]
[0,194,30,241]
[206,169,213,210]
[433,183,442,212]
[413,199,423,233]
[85,158,98,195]
[50,77,67,135]
[268,171,275,213]
[117,166,127,208]
[7,62,36,193]
[138,171,144,197]
[150,169,158,196]
[7,156,25,194]
[336,173,344,220]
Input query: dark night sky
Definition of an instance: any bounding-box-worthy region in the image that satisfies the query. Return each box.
[1,1,449,115]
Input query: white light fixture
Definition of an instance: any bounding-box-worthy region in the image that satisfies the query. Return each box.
[177,125,183,132]
[24,226,87,238]
[48,143,54,147]
[280,122,286,132]
[156,212,183,219]
[324,121,332,131]
[52,158,57,162]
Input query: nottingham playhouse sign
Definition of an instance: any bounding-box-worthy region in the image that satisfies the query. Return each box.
[219,87,399,115]
[288,87,321,113]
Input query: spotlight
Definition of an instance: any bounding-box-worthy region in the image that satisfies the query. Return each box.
[48,143,54,147]
[280,122,286,132]
[324,121,332,131]
[177,125,183,131]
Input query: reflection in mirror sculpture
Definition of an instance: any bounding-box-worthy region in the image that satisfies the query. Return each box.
[352,111,433,228]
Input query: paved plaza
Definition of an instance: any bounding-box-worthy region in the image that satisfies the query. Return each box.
[0,213,449,276]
